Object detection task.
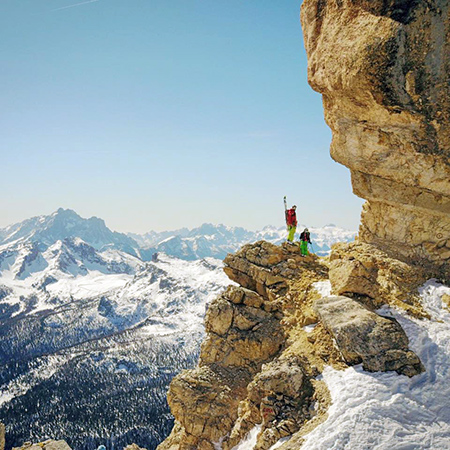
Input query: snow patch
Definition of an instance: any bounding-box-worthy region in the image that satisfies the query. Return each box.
[312,280,332,298]
[303,324,317,333]
[231,425,262,450]
[46,273,132,300]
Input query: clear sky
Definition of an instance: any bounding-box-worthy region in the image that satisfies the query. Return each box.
[1,0,364,233]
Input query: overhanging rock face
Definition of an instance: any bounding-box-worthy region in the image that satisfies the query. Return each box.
[301,0,450,273]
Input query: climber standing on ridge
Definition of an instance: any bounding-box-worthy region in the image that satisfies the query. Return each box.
[284,196,297,243]
[299,228,312,256]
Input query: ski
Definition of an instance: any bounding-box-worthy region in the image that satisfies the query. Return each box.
[284,196,288,227]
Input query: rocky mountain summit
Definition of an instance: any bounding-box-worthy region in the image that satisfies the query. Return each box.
[4,0,450,445]
[158,240,427,450]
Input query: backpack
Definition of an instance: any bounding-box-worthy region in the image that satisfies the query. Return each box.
[286,209,297,226]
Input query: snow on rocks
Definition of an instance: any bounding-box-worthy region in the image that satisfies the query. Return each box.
[231,425,262,450]
[311,280,332,298]
[300,280,450,450]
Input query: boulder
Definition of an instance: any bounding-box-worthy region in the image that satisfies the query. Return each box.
[166,365,250,447]
[314,296,423,376]
[124,445,147,450]
[248,358,313,448]
[247,358,312,405]
[222,358,314,450]
[329,241,430,318]
[224,242,289,300]
[200,288,285,370]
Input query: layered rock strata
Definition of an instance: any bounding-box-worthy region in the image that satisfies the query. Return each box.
[301,0,450,274]
[158,241,423,450]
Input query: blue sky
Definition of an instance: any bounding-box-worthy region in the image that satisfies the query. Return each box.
[1,0,363,233]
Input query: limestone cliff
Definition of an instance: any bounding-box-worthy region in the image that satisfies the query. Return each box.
[301,0,450,274]
[158,242,424,450]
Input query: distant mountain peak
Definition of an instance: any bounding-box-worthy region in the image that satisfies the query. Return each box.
[0,209,138,253]
[55,207,77,215]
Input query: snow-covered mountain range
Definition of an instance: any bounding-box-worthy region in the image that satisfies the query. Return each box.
[0,209,356,450]
[130,223,356,260]
[1,208,356,266]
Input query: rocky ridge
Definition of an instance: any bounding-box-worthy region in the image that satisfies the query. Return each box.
[158,240,425,450]
[0,210,356,450]
[301,0,450,275]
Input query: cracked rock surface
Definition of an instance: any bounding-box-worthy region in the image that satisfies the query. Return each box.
[314,295,424,376]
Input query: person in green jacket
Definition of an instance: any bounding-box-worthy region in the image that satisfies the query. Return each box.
[299,228,311,256]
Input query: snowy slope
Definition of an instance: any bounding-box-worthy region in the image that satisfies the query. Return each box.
[0,252,231,449]
[0,250,230,364]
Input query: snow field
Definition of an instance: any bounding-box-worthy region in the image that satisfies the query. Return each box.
[46,273,132,300]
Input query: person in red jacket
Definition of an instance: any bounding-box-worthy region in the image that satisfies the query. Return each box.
[285,205,297,243]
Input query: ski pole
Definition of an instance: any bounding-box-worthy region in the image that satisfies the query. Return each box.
[310,242,316,254]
